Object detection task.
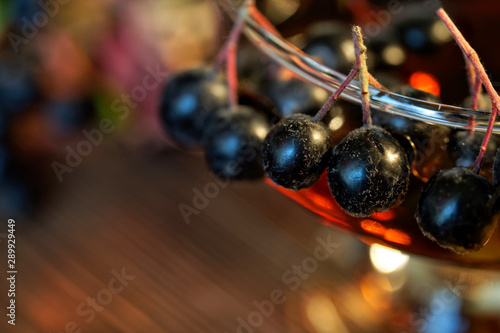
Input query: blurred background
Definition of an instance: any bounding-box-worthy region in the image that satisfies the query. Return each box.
[1,0,500,332]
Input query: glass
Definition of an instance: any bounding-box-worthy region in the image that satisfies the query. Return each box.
[243,5,500,269]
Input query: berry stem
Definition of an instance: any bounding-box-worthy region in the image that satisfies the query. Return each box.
[468,115,475,137]
[470,75,483,110]
[464,54,482,110]
[436,8,500,173]
[313,26,375,123]
[353,26,371,127]
[227,42,239,109]
[248,3,281,36]
[214,0,252,73]
[213,0,252,109]
[313,26,368,123]
[368,74,388,91]
[312,65,359,122]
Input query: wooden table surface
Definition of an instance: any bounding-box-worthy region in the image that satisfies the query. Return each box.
[0,140,384,333]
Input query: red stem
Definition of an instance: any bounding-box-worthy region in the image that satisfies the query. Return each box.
[313,26,371,123]
[352,26,371,127]
[213,0,250,74]
[436,8,500,173]
[212,0,252,109]
[227,43,238,109]
[464,53,483,110]
[470,77,482,110]
[464,55,476,96]
[368,74,388,91]
[313,65,360,122]
[468,115,475,137]
[248,4,281,36]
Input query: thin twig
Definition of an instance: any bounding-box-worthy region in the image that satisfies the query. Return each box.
[212,0,252,109]
[470,76,483,110]
[312,26,368,123]
[352,26,371,127]
[468,115,476,137]
[464,53,482,110]
[213,0,251,74]
[437,8,500,173]
[368,74,388,91]
[313,66,360,122]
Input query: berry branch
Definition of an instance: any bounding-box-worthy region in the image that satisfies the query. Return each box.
[464,58,483,110]
[213,0,253,109]
[353,26,371,127]
[313,68,359,122]
[368,75,387,91]
[248,2,280,36]
[436,8,500,173]
[467,115,476,137]
[313,26,366,123]
[247,2,388,93]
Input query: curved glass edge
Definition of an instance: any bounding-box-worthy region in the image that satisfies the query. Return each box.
[243,13,500,133]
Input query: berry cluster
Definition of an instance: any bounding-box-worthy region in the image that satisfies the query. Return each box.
[159,4,500,254]
[0,49,97,218]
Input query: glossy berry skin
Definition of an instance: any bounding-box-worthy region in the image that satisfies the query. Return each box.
[416,167,499,253]
[0,61,36,114]
[372,87,441,140]
[0,176,32,218]
[493,149,500,187]
[372,86,449,163]
[320,99,363,145]
[45,98,96,133]
[397,17,445,53]
[10,0,42,26]
[328,126,410,217]
[0,145,9,177]
[262,114,332,190]
[265,78,328,117]
[302,21,353,73]
[449,131,498,169]
[159,68,228,147]
[392,86,441,103]
[204,106,270,181]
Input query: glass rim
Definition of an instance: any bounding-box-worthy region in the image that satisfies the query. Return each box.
[243,12,499,133]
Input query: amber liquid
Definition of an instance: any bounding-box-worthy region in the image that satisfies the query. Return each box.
[267,169,500,270]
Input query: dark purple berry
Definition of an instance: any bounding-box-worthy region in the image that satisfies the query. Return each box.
[265,78,328,117]
[493,148,500,187]
[327,126,410,217]
[372,86,450,164]
[449,131,498,169]
[367,35,407,69]
[320,99,363,144]
[372,87,441,141]
[416,167,499,253]
[302,21,354,73]
[159,68,228,147]
[10,0,42,27]
[0,60,36,114]
[392,86,441,103]
[237,42,270,91]
[262,114,332,190]
[0,176,32,218]
[397,16,448,53]
[0,145,9,177]
[204,105,270,180]
[45,98,96,133]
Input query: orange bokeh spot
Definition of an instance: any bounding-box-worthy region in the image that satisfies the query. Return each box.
[360,220,411,246]
[409,71,441,97]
